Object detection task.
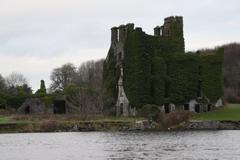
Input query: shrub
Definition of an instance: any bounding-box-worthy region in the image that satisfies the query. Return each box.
[138,104,161,121]
[0,97,6,109]
[39,120,59,132]
[163,111,195,127]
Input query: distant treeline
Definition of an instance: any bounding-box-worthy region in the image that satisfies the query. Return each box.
[223,43,240,103]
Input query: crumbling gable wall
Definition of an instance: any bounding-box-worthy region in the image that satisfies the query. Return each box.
[18,98,46,114]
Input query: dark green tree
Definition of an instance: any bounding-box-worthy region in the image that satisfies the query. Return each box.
[0,74,6,92]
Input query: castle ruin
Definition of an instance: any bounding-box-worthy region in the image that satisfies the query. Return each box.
[103,16,223,117]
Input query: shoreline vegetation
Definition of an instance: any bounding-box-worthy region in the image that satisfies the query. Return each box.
[0,104,240,133]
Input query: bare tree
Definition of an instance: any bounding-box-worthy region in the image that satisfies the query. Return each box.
[50,60,104,114]
[65,59,104,114]
[66,87,102,115]
[76,59,104,88]
[50,63,77,91]
[5,72,28,88]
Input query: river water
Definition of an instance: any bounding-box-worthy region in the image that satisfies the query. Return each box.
[0,131,240,160]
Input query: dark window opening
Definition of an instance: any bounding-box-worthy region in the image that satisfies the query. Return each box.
[150,64,153,74]
[120,103,123,115]
[184,104,189,110]
[164,104,170,114]
[54,100,66,114]
[166,63,170,75]
[0,104,5,109]
[25,106,30,114]
[195,104,200,113]
[208,104,211,111]
[118,52,122,62]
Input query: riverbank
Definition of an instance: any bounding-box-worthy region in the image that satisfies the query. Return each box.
[1,104,240,133]
[180,120,240,130]
[0,115,158,133]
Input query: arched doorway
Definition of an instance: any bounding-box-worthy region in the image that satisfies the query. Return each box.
[53,100,66,114]
[164,104,170,114]
[184,104,189,111]
[25,106,30,114]
[195,104,200,113]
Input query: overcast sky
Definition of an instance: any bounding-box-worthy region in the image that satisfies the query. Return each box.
[0,0,239,91]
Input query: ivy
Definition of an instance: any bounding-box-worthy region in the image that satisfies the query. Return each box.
[103,20,223,113]
[102,46,118,115]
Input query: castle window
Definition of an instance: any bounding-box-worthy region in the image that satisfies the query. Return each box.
[120,103,123,115]
[117,29,120,42]
[160,29,163,36]
[195,104,200,113]
[184,104,189,110]
[120,90,123,97]
[164,104,170,114]
[118,52,122,61]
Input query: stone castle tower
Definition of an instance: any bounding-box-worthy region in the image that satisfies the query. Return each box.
[106,16,184,116]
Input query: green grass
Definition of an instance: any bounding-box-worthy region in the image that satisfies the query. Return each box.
[0,116,31,124]
[194,104,240,121]
[0,116,12,124]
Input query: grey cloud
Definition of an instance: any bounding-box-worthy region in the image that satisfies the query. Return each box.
[0,0,239,89]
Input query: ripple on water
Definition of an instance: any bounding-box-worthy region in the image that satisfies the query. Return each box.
[0,131,240,160]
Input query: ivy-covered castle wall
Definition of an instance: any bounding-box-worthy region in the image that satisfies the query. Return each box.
[103,16,223,116]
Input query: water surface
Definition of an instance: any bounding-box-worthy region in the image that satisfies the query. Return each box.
[0,131,240,160]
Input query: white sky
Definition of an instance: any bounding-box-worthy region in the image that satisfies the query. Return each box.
[0,0,239,91]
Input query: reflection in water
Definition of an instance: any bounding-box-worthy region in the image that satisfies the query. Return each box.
[0,131,240,160]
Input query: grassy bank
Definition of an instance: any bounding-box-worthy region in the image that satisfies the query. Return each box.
[0,114,147,133]
[193,104,240,121]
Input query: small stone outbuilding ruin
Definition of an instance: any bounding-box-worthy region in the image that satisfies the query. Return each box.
[18,98,46,114]
[18,96,80,115]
